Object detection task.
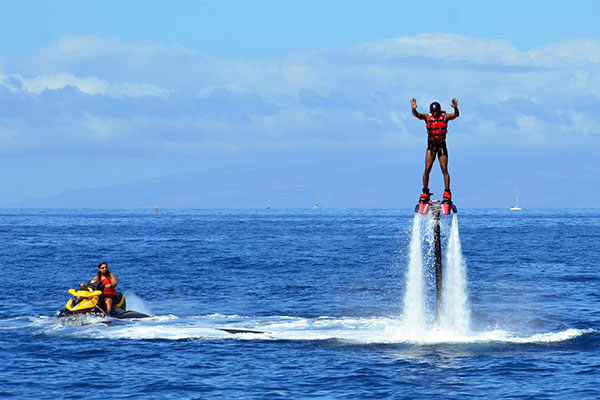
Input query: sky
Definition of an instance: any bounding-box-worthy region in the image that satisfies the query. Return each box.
[1,0,599,208]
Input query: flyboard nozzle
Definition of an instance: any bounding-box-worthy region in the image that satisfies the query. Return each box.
[430,200,442,218]
[431,201,443,320]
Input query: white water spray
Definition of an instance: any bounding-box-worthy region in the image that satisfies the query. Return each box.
[439,214,470,334]
[401,214,426,335]
[400,211,470,338]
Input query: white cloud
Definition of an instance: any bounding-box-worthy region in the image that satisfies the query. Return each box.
[0,72,170,98]
[533,39,600,65]
[0,33,599,156]
[352,33,527,66]
[352,33,600,69]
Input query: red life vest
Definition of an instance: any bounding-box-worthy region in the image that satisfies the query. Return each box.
[427,112,447,140]
[100,276,116,296]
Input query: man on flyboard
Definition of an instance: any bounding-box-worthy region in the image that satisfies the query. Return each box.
[411,98,459,210]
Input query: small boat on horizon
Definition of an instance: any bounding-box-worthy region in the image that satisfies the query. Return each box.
[510,189,522,211]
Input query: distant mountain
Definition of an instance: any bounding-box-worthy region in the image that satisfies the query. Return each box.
[10,161,417,209]
[9,151,596,209]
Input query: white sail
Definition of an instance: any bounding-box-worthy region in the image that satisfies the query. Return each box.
[509,188,522,210]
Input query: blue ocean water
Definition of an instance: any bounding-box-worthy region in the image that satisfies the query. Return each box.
[0,208,598,399]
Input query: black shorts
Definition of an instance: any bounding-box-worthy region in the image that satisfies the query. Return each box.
[102,294,116,303]
[427,139,448,157]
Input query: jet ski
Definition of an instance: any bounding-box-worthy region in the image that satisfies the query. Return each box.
[57,280,149,319]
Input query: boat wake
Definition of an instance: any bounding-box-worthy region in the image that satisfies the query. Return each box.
[16,313,595,345]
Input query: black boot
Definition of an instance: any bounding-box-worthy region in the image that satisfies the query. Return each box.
[419,188,431,204]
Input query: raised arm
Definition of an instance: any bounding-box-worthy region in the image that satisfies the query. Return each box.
[445,98,460,121]
[411,98,428,120]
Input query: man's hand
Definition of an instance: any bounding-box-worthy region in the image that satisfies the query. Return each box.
[446,98,460,120]
[411,98,426,120]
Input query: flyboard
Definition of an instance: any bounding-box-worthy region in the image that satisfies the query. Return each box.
[413,193,457,320]
[415,195,457,215]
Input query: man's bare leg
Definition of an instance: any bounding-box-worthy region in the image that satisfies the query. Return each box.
[423,150,436,191]
[439,155,450,191]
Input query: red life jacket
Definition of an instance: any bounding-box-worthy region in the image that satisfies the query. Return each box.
[100,276,116,296]
[427,112,447,140]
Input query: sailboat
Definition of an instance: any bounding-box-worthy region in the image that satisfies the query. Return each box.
[313,193,321,210]
[509,189,522,211]
[266,193,272,210]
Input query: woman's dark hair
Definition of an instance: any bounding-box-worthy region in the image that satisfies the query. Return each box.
[97,262,110,279]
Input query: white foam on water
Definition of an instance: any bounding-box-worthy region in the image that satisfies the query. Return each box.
[36,313,595,344]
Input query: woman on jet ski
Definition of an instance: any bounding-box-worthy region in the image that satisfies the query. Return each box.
[80,262,118,314]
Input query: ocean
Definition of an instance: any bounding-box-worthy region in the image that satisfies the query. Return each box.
[0,208,598,399]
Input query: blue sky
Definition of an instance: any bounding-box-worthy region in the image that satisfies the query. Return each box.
[1,0,599,207]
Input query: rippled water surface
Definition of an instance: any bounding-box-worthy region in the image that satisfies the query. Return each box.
[0,209,598,399]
